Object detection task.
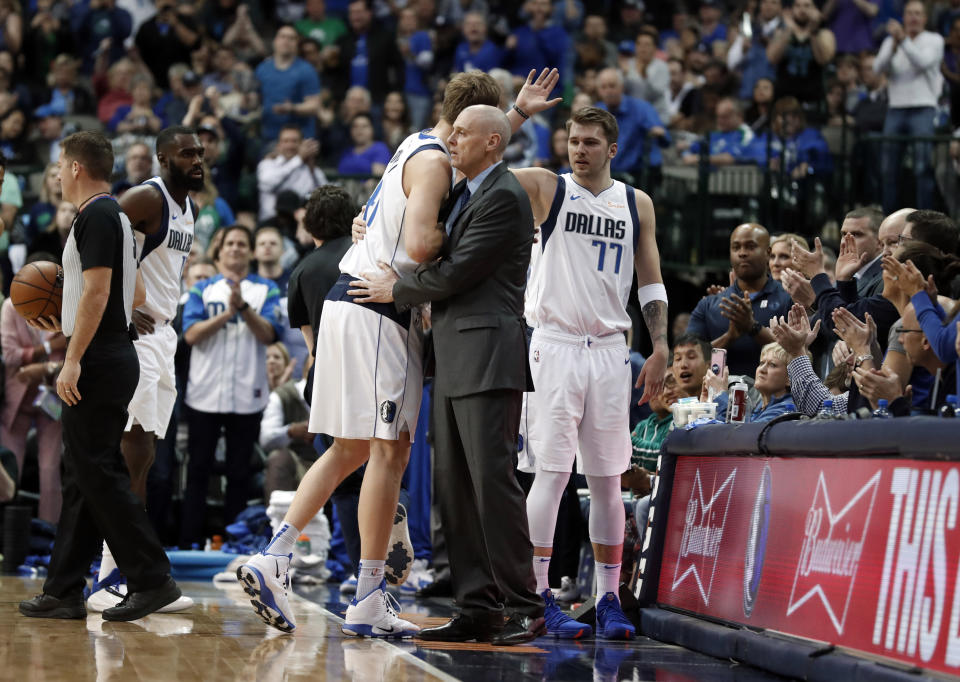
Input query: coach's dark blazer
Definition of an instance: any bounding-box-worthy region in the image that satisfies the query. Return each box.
[393,161,535,398]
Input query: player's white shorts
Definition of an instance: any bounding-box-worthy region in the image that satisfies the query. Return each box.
[518,327,631,477]
[125,323,178,435]
[309,280,423,442]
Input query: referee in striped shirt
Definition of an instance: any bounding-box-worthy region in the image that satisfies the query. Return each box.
[19,131,181,622]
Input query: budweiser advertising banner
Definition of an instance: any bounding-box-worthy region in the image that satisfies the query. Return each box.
[658,456,960,676]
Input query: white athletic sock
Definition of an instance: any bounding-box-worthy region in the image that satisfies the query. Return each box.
[356,559,386,599]
[98,541,118,583]
[533,555,551,594]
[595,561,621,598]
[264,522,301,557]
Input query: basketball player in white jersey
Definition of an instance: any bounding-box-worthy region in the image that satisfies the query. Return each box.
[512,106,668,639]
[239,69,562,635]
[85,127,203,614]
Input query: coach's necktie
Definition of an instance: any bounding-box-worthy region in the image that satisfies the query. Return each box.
[445,185,471,235]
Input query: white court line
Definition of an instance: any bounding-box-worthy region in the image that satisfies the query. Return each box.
[291,591,461,682]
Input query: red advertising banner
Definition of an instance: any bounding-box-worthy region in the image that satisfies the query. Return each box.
[658,456,960,676]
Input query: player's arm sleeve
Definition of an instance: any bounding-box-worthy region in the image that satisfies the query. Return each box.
[259,392,292,450]
[260,285,286,340]
[181,284,208,332]
[393,188,531,309]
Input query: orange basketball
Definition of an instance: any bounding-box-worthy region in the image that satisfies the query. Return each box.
[10,261,63,321]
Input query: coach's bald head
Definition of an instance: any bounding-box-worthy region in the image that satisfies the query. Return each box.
[447,104,511,179]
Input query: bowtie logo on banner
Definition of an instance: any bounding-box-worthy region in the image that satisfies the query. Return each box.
[787,470,881,635]
[671,467,738,606]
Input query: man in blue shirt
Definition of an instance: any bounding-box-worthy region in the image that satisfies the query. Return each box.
[687,223,793,376]
[255,24,322,142]
[507,0,568,101]
[595,67,671,177]
[454,12,504,74]
[682,97,753,166]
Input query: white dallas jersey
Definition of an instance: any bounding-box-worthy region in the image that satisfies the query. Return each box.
[135,176,196,321]
[339,130,450,277]
[525,174,640,337]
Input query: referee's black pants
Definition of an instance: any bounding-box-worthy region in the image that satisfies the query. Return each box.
[44,339,171,599]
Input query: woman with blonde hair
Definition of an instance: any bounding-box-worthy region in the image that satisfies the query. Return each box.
[769,232,808,280]
[702,342,799,422]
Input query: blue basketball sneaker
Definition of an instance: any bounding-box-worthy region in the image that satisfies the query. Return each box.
[595,592,636,640]
[237,551,296,633]
[542,589,592,639]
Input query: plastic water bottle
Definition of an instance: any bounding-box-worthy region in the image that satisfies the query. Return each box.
[940,395,958,418]
[872,399,892,419]
[816,398,835,419]
[296,534,312,556]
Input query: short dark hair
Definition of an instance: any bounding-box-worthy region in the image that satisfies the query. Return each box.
[254,225,283,242]
[844,206,883,235]
[156,125,196,155]
[61,130,113,181]
[304,185,356,241]
[906,210,959,255]
[349,112,374,128]
[673,333,710,363]
[566,106,619,144]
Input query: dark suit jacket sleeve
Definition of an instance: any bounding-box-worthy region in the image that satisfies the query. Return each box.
[393,187,529,310]
[811,273,900,337]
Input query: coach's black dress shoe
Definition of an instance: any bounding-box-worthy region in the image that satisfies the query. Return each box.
[102,577,181,621]
[19,593,86,619]
[417,612,504,642]
[491,614,546,646]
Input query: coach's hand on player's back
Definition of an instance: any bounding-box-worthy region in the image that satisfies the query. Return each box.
[57,359,81,406]
[348,262,398,303]
[132,309,156,335]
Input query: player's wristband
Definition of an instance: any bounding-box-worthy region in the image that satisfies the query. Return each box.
[637,283,668,307]
[512,103,530,120]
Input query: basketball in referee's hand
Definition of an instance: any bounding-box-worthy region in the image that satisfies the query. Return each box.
[10,261,62,321]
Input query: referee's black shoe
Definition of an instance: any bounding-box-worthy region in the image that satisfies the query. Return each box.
[19,593,86,619]
[102,577,181,621]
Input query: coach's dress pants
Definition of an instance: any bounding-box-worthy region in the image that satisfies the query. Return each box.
[433,386,543,619]
[44,339,171,599]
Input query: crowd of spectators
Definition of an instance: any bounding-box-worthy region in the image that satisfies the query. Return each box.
[0,0,959,590]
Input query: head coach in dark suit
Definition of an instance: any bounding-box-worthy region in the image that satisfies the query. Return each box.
[349,104,545,645]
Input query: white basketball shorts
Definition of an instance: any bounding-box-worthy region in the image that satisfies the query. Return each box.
[125,323,178,435]
[518,328,631,477]
[309,291,423,442]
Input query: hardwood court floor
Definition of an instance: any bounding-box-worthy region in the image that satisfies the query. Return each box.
[1,576,789,681]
